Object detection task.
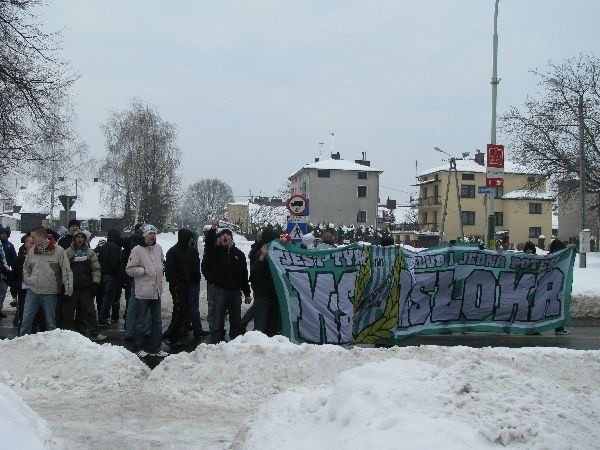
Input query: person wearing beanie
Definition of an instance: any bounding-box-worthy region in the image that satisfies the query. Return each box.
[300,232,316,250]
[126,224,168,358]
[63,229,106,341]
[548,239,569,335]
[202,218,251,343]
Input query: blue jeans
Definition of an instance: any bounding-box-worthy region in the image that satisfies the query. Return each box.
[133,298,163,354]
[187,283,205,337]
[99,274,120,324]
[20,291,58,336]
[125,281,151,339]
[210,286,242,344]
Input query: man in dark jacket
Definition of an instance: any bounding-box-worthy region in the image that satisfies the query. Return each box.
[203,219,251,343]
[97,229,123,326]
[57,219,81,250]
[163,229,194,345]
[0,224,16,318]
[249,228,281,336]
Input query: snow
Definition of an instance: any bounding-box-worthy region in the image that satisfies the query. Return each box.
[502,189,554,200]
[1,232,600,449]
[290,157,382,178]
[418,158,535,177]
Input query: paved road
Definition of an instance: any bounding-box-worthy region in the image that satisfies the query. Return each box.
[3,309,600,355]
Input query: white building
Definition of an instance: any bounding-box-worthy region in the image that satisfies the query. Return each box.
[289,152,382,228]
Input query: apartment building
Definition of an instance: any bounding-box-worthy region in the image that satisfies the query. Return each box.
[417,151,553,248]
[289,152,382,228]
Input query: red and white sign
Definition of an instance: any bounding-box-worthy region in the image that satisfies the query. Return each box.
[286,194,308,216]
[486,144,505,187]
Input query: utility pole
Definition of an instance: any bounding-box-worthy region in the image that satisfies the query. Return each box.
[487,0,500,249]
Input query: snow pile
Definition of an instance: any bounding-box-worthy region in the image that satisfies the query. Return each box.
[147,333,600,449]
[0,383,54,450]
[0,330,149,396]
[233,345,600,449]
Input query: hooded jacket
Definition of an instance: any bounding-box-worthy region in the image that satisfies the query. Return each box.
[165,229,198,286]
[202,228,250,296]
[23,239,73,296]
[97,229,122,275]
[249,228,278,297]
[65,234,101,289]
[0,225,16,267]
[125,240,164,299]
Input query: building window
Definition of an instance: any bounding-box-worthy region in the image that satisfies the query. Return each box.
[358,171,368,180]
[357,210,367,222]
[460,185,475,198]
[462,173,475,180]
[317,169,330,178]
[529,227,541,238]
[461,211,475,225]
[529,203,542,214]
[357,185,367,197]
[494,212,503,226]
[494,186,504,199]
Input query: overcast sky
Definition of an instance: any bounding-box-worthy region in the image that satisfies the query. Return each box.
[37,0,599,205]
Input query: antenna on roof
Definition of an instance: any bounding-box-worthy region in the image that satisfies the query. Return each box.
[318,142,324,157]
[329,131,335,152]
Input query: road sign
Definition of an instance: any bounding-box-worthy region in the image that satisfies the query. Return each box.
[486,144,505,168]
[486,167,504,187]
[486,144,505,187]
[58,195,77,210]
[286,194,309,216]
[478,186,491,195]
[286,220,307,242]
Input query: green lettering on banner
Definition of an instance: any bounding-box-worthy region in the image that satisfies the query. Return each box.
[267,242,576,345]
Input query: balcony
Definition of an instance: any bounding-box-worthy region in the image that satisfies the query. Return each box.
[416,196,441,207]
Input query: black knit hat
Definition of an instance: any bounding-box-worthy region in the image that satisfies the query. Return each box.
[217,228,233,238]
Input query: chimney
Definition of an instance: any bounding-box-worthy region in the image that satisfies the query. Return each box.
[474,150,484,166]
[314,157,320,162]
[331,152,341,160]
[355,151,371,166]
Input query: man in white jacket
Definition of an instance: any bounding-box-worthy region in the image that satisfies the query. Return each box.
[125,225,168,358]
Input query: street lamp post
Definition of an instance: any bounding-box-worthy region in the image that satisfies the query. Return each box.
[578,92,587,268]
[487,0,500,249]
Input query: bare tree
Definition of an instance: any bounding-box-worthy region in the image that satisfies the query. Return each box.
[178,179,234,229]
[99,100,181,229]
[0,0,75,191]
[501,54,600,206]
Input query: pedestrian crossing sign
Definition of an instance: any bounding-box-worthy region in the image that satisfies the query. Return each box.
[286,221,307,242]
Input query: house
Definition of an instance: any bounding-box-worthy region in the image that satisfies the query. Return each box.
[289,152,382,228]
[416,150,553,249]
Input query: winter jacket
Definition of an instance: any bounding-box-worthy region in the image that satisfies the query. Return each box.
[0,238,16,267]
[9,244,27,297]
[97,229,122,275]
[202,228,250,296]
[121,231,144,281]
[125,242,164,299]
[23,241,73,296]
[165,229,196,286]
[65,244,101,289]
[57,233,74,250]
[249,230,278,298]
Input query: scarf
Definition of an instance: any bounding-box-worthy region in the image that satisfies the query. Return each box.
[34,237,56,255]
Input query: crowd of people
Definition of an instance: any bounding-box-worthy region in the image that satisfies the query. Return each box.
[0,218,289,358]
[0,220,573,358]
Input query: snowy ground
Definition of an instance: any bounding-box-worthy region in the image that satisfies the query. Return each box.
[1,232,599,449]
